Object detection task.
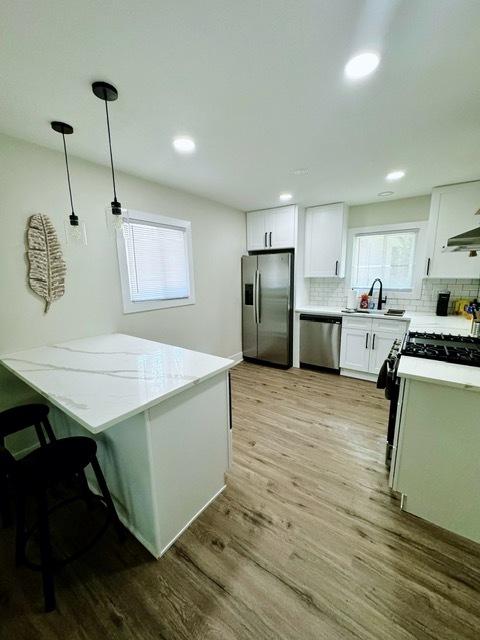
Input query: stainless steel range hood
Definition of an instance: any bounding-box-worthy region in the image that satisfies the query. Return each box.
[446,209,480,253]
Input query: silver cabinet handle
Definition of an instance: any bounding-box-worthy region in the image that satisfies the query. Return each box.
[264,232,267,248]
[365,332,369,349]
[426,257,431,276]
[269,231,272,247]
[372,333,376,350]
[335,260,339,275]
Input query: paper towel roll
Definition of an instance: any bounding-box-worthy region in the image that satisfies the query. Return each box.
[347,289,357,309]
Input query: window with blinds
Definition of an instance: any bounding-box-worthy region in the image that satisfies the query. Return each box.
[116,211,195,313]
[123,220,190,301]
[351,229,417,290]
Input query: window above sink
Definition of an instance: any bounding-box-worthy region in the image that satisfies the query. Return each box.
[347,221,427,299]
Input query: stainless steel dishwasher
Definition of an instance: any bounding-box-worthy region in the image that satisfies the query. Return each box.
[299,314,342,372]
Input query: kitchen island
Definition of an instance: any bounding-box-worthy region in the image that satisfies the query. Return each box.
[0,334,235,557]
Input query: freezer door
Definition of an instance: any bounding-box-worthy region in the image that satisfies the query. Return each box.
[241,255,258,358]
[257,253,292,365]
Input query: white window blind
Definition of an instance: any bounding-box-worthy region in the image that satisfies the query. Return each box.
[351,229,417,290]
[122,219,190,302]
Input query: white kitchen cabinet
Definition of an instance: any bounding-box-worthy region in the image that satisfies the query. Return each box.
[425,181,480,278]
[340,316,407,377]
[246,205,296,250]
[339,324,371,371]
[246,210,267,250]
[369,320,404,374]
[304,203,348,277]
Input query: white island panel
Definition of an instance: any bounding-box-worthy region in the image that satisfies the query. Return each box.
[392,379,480,543]
[148,373,230,554]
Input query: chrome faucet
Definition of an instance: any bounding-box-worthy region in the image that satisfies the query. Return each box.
[368,278,387,311]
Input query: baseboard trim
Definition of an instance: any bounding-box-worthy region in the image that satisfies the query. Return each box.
[340,368,377,382]
[228,352,243,364]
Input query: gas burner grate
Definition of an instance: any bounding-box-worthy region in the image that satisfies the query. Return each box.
[402,332,480,367]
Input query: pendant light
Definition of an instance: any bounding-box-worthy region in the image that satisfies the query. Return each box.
[51,121,87,244]
[92,81,126,229]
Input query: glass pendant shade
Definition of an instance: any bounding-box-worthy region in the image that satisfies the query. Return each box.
[64,219,88,245]
[105,203,129,232]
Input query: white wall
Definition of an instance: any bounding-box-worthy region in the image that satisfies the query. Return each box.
[0,133,245,418]
[348,195,430,228]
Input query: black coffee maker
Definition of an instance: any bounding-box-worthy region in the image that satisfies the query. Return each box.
[436,291,450,316]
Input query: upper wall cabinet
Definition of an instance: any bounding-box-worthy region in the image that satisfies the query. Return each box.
[246,205,297,251]
[304,203,348,277]
[425,181,480,279]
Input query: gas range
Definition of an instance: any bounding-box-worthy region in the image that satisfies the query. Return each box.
[401,331,480,367]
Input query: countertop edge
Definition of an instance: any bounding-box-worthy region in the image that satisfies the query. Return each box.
[398,357,480,391]
[0,358,235,434]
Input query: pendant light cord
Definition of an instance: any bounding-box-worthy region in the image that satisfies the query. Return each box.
[104,98,118,202]
[61,132,75,214]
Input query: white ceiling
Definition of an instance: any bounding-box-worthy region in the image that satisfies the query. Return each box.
[1,0,480,211]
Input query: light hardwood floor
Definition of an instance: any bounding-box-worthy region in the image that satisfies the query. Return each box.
[1,362,479,639]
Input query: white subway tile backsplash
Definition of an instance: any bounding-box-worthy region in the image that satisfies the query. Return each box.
[308,278,480,313]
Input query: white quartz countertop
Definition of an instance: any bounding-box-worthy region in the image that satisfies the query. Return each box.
[295,305,472,333]
[398,356,480,391]
[0,334,235,433]
[296,305,409,322]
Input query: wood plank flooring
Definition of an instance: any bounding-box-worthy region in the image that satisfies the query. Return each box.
[1,361,480,639]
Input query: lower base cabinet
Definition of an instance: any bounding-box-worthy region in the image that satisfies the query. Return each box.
[340,317,408,376]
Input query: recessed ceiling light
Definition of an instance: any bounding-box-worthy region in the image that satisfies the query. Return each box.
[344,51,380,80]
[173,136,196,153]
[279,193,293,202]
[386,170,405,181]
[378,191,394,197]
[293,168,309,176]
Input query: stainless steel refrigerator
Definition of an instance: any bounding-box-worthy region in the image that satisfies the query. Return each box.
[241,252,293,367]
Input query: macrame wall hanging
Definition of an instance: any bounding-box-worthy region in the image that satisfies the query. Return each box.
[26,214,66,313]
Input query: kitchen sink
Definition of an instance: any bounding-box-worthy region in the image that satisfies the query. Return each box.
[345,309,406,318]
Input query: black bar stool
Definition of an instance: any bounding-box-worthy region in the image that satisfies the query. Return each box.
[0,403,56,527]
[1,435,125,612]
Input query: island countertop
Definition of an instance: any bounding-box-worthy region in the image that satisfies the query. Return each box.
[0,333,235,433]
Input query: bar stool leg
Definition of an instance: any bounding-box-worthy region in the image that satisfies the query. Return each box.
[0,472,11,528]
[15,491,27,566]
[42,416,56,443]
[34,423,47,447]
[38,491,56,612]
[90,457,125,542]
[77,469,95,510]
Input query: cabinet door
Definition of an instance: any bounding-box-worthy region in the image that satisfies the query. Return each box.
[340,326,371,371]
[425,181,480,278]
[266,206,296,249]
[304,203,348,277]
[246,210,267,251]
[368,331,398,374]
[369,320,408,375]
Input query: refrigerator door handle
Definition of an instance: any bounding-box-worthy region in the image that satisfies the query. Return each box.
[253,269,258,324]
[256,270,261,324]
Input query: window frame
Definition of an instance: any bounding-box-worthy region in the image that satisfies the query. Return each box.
[346,221,427,299]
[116,209,195,314]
